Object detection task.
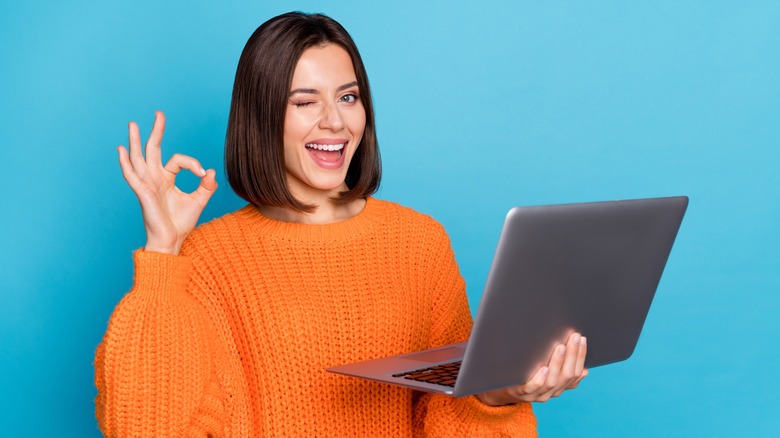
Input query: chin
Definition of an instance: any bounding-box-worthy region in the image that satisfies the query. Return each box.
[306,173,349,192]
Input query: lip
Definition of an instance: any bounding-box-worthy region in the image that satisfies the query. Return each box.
[306,138,349,170]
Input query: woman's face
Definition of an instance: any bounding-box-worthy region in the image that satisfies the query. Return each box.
[283,43,366,201]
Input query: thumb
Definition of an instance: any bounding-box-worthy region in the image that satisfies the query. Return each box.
[193,169,218,205]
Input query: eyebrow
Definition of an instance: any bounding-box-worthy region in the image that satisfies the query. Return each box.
[289,81,359,96]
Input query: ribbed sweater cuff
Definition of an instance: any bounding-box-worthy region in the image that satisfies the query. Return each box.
[132,249,192,295]
[423,395,535,436]
[456,395,523,421]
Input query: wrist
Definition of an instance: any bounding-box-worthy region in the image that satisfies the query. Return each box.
[475,389,514,407]
[144,242,180,255]
[144,233,183,255]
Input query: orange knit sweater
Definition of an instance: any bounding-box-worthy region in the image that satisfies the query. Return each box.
[95,197,537,437]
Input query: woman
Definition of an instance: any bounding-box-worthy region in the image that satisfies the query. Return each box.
[96,12,587,437]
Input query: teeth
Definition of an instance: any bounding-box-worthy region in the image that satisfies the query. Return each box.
[306,143,345,151]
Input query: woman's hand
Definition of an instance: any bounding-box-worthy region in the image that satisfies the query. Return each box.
[117,111,217,255]
[475,332,589,406]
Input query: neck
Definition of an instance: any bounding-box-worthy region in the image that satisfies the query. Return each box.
[258,197,366,225]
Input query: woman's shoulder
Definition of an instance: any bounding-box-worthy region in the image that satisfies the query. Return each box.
[195,204,257,232]
[369,197,448,237]
[181,205,259,253]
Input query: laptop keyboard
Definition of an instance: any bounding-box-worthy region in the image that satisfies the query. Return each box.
[391,361,461,387]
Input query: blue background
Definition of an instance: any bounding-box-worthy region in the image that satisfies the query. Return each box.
[1,1,778,436]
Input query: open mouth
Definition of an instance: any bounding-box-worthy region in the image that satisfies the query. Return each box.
[305,142,345,164]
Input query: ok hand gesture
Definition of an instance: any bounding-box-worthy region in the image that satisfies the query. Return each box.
[117,111,217,255]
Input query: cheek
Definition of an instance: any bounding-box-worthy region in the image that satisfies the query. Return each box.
[348,107,367,141]
[284,110,310,141]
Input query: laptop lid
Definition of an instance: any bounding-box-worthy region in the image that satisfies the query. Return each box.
[328,196,688,398]
[454,196,688,396]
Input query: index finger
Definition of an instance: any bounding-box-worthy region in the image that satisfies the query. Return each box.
[574,336,587,376]
[144,110,166,167]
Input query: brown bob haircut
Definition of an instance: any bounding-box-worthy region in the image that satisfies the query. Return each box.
[225,12,381,212]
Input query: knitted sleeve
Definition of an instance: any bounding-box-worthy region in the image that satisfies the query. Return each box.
[94,250,226,438]
[412,224,538,437]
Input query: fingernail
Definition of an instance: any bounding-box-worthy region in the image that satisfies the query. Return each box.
[572,333,581,344]
[541,367,549,376]
[200,168,207,176]
[580,336,587,346]
[558,345,565,356]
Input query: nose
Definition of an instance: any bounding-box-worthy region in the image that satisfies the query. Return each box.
[318,102,345,131]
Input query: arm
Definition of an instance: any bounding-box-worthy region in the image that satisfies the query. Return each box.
[95,112,225,436]
[95,251,226,437]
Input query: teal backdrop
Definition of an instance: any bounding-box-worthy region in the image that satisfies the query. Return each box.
[1,1,778,436]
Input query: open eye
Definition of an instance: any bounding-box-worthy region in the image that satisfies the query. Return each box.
[339,93,358,104]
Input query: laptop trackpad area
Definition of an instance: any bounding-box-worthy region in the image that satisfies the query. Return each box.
[401,346,465,363]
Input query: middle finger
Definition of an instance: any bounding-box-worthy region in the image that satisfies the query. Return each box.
[128,121,146,174]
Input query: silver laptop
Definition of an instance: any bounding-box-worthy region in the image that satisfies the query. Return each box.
[327,196,688,397]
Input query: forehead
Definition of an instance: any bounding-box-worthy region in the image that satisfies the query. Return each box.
[290,44,357,88]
